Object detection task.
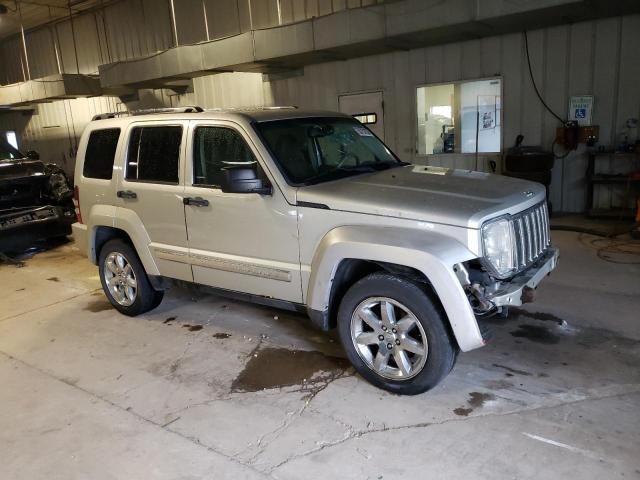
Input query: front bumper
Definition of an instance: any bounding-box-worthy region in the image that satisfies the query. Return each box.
[485,247,559,307]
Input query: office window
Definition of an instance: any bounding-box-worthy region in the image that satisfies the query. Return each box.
[193,127,256,187]
[83,129,120,180]
[5,131,18,150]
[417,78,501,155]
[126,126,182,183]
[353,113,377,125]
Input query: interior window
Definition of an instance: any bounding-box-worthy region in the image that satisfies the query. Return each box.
[193,127,257,187]
[83,128,120,180]
[126,126,182,183]
[416,78,502,155]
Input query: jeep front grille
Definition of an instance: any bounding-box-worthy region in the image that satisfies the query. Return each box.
[512,201,550,269]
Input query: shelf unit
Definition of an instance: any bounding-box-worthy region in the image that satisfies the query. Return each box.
[586,151,640,218]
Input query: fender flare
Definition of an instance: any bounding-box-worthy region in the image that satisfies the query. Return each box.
[85,204,116,264]
[306,225,484,352]
[86,206,160,275]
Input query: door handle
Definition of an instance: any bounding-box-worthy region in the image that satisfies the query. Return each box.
[117,190,137,199]
[183,196,209,207]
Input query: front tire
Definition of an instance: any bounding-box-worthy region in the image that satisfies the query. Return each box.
[98,239,163,316]
[337,272,456,395]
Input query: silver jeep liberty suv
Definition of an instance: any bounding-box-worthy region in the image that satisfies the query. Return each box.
[73,107,558,395]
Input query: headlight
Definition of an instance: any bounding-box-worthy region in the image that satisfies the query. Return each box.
[482,217,516,278]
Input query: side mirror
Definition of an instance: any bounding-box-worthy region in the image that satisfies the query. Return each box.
[26,150,40,160]
[221,164,272,195]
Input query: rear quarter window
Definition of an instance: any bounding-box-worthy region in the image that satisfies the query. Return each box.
[83,128,121,180]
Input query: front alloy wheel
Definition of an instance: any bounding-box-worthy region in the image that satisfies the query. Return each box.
[337,272,457,395]
[351,297,428,380]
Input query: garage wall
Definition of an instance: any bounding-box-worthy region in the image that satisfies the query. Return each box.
[0,96,122,175]
[259,15,640,212]
[1,9,639,212]
[0,0,386,85]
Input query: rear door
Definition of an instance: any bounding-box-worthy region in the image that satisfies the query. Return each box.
[182,120,302,303]
[115,121,192,282]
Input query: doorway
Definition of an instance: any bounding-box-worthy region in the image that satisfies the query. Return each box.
[338,91,385,140]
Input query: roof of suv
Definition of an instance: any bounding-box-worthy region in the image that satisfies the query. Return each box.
[89,107,350,125]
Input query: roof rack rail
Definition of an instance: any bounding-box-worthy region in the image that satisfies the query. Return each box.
[91,111,128,121]
[205,106,298,112]
[131,106,204,115]
[91,106,204,121]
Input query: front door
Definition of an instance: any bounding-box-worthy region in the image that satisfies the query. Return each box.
[115,121,192,282]
[339,91,385,140]
[183,120,302,303]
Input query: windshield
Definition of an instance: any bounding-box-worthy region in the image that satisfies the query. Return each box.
[255,117,404,185]
[0,137,25,161]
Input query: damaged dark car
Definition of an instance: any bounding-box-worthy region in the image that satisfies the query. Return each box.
[0,138,76,252]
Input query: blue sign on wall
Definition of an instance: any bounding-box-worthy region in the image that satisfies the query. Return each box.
[568,96,593,125]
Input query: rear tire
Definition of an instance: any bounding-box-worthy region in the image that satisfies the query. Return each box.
[98,239,163,316]
[337,272,456,395]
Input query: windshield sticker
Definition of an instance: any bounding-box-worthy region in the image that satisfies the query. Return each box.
[353,126,373,137]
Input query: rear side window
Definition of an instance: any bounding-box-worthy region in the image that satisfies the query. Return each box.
[193,127,257,187]
[83,128,120,179]
[126,126,182,183]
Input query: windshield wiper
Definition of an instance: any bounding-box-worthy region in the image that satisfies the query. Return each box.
[303,163,407,185]
[303,165,378,185]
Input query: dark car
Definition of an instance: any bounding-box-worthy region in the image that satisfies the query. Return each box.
[0,138,76,252]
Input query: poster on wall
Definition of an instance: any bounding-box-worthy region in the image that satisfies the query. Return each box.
[478,95,497,130]
[568,95,594,126]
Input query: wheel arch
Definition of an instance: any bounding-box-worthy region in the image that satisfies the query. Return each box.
[88,213,159,276]
[306,225,484,352]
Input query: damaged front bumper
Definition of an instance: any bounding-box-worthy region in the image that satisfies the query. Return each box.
[0,204,76,251]
[485,247,559,307]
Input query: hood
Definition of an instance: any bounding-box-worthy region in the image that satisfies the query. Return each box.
[296,165,546,229]
[0,158,46,180]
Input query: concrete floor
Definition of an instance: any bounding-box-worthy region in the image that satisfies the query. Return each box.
[0,231,639,479]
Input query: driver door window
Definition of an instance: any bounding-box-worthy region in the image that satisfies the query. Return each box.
[193,127,257,187]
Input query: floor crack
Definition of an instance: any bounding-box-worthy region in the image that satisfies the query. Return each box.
[0,349,274,479]
[267,384,640,474]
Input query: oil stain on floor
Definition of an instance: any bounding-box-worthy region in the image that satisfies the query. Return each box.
[453,391,496,416]
[84,298,113,313]
[510,324,560,344]
[511,308,565,325]
[181,324,203,332]
[231,347,350,393]
[212,332,231,339]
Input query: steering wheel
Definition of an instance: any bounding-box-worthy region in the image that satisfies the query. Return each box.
[336,150,361,169]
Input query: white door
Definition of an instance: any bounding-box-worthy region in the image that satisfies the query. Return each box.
[339,91,385,140]
[182,120,302,303]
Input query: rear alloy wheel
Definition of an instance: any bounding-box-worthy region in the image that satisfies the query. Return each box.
[338,272,456,395]
[103,252,138,307]
[98,239,163,316]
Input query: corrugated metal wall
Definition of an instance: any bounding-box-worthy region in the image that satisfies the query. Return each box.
[1,3,638,212]
[0,0,387,176]
[0,0,384,84]
[258,15,640,212]
[0,96,121,174]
